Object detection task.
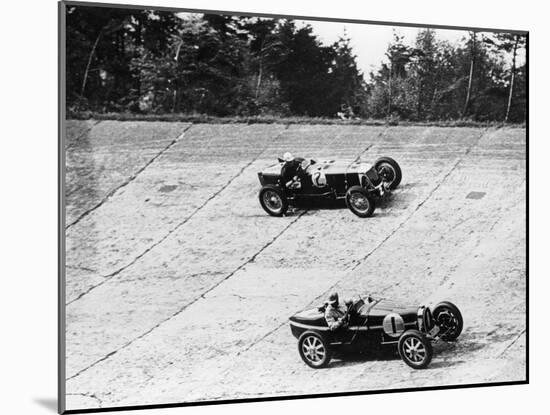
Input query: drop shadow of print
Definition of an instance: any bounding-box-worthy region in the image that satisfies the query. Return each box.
[34,398,57,412]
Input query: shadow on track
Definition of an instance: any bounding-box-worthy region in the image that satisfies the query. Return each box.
[288,195,398,214]
[320,339,484,370]
[327,348,400,368]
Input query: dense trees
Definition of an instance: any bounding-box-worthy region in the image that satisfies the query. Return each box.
[66,5,527,122]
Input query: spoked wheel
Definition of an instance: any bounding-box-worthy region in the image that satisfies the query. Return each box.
[345,185,375,218]
[375,156,402,189]
[433,301,463,341]
[398,330,433,369]
[298,331,332,368]
[259,185,288,216]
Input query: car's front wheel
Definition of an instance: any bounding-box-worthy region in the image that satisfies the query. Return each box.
[298,331,332,368]
[433,301,463,341]
[398,329,433,369]
[375,156,402,189]
[345,186,375,217]
[259,185,288,216]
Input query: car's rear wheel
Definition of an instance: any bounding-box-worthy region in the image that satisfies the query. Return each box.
[345,186,375,217]
[433,301,463,341]
[259,185,288,216]
[375,156,402,189]
[398,330,433,369]
[298,331,332,368]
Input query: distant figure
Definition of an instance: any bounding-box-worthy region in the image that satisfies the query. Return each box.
[281,152,306,190]
[138,89,155,113]
[324,292,349,331]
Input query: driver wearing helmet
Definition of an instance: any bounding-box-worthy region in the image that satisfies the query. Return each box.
[324,292,350,331]
[281,152,306,190]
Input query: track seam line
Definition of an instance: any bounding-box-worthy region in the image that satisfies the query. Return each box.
[353,127,387,163]
[66,211,307,381]
[238,321,288,356]
[498,328,526,357]
[65,120,102,150]
[66,125,291,305]
[66,123,194,230]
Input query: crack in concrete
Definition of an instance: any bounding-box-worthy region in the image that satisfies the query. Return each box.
[66,392,103,407]
[66,125,291,305]
[65,124,194,230]
[66,211,307,381]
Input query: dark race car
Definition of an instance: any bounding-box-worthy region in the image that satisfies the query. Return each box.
[257,156,402,218]
[289,296,463,369]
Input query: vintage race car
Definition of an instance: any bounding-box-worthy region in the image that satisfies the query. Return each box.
[289,297,463,369]
[257,156,402,217]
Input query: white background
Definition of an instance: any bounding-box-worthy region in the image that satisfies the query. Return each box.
[0,0,543,414]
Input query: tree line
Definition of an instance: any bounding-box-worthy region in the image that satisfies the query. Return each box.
[66,5,527,122]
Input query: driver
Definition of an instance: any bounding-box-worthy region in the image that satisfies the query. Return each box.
[281,152,306,189]
[324,292,350,331]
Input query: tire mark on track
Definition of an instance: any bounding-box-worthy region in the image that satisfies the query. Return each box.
[66,124,194,230]
[67,211,307,381]
[67,125,291,305]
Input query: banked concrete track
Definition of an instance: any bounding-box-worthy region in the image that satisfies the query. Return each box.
[63,121,526,409]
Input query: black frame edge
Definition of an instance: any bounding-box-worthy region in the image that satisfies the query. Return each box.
[63,380,528,414]
[62,0,528,35]
[59,1,67,414]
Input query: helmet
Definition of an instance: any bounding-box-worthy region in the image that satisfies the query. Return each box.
[283,152,294,162]
[328,292,339,305]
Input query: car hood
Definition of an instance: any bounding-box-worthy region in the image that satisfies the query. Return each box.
[289,299,418,327]
[261,159,373,176]
[364,299,418,317]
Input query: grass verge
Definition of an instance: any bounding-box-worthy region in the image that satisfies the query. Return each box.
[68,111,526,128]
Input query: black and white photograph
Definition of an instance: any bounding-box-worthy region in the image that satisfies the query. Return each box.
[59,0,527,412]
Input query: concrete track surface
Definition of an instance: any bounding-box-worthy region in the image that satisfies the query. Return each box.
[63,121,526,410]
